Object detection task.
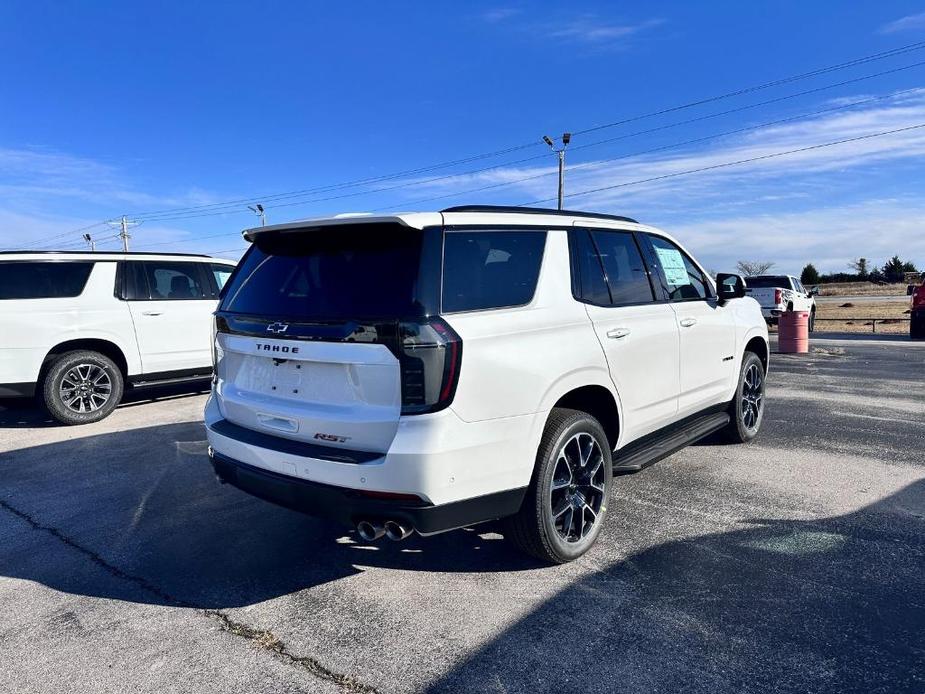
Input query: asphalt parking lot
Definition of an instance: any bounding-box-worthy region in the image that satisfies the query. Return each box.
[1,337,923,694]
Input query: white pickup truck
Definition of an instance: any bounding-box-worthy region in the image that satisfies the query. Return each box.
[745,275,817,331]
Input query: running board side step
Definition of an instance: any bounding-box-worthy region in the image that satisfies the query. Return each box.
[612,411,730,473]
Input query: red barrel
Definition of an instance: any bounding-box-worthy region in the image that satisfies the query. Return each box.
[779,311,809,353]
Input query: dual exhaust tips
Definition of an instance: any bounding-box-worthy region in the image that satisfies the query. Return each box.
[356,519,413,542]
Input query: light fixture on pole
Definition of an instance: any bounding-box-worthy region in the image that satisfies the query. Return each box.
[83,233,95,252]
[543,132,571,210]
[248,203,266,227]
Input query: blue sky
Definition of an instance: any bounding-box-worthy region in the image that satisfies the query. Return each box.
[1,1,925,274]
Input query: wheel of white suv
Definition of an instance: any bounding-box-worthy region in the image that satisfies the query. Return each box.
[809,309,816,332]
[722,351,765,443]
[503,408,612,563]
[41,350,124,425]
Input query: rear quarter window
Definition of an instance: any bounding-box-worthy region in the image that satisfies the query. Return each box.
[0,261,95,299]
[442,230,546,313]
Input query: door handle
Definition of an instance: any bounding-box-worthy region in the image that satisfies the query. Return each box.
[141,311,163,316]
[606,328,631,339]
[679,317,697,328]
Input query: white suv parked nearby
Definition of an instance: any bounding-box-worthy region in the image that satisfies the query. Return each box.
[205,206,769,563]
[0,252,236,424]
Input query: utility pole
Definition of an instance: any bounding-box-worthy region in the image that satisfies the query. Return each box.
[543,132,571,210]
[248,203,266,227]
[82,233,95,252]
[107,216,141,252]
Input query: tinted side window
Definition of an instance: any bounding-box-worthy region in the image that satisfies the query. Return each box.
[569,230,611,305]
[590,230,654,305]
[644,235,712,301]
[141,262,208,300]
[442,230,546,313]
[0,262,94,299]
[122,261,149,300]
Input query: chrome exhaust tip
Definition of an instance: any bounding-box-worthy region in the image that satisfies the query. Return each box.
[356,520,385,542]
[384,520,413,541]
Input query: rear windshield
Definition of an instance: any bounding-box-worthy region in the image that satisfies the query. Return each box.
[0,261,94,299]
[220,224,432,320]
[747,276,790,289]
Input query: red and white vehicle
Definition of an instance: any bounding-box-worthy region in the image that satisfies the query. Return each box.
[745,275,818,330]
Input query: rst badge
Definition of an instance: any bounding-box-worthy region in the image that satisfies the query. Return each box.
[314,432,350,443]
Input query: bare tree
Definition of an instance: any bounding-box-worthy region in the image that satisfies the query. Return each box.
[848,257,868,278]
[736,260,776,277]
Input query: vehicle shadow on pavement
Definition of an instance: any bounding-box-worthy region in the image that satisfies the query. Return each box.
[426,480,925,693]
[0,382,212,429]
[0,423,542,611]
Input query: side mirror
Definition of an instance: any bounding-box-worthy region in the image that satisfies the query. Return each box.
[716,273,746,304]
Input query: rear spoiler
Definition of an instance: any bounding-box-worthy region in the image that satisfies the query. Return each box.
[242,212,441,242]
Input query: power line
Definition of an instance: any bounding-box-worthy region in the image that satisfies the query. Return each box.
[367,87,924,211]
[22,220,112,250]
[113,41,925,224]
[516,122,925,206]
[133,230,239,250]
[130,87,925,246]
[131,59,925,227]
[571,41,925,136]
[19,40,925,249]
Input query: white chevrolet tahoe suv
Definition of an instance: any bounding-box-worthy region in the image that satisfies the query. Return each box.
[0,251,236,424]
[205,206,768,563]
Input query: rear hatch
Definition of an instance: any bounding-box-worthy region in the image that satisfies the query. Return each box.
[213,222,459,455]
[745,276,789,308]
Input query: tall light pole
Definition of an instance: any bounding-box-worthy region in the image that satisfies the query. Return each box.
[248,203,266,226]
[543,132,571,210]
[83,233,95,252]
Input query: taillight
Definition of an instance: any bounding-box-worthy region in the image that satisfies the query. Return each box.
[211,315,224,384]
[774,288,782,305]
[398,318,462,415]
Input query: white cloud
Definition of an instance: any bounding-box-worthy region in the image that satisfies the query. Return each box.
[389,89,925,272]
[397,89,925,208]
[548,16,664,44]
[0,146,233,250]
[879,12,925,34]
[667,199,925,275]
[482,8,520,23]
[0,146,223,209]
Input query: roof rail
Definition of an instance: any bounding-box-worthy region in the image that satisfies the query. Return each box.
[0,250,212,257]
[440,205,638,224]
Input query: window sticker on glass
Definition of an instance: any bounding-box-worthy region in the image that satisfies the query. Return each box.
[654,247,689,286]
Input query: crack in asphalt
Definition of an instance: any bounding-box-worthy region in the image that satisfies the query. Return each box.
[0,496,380,694]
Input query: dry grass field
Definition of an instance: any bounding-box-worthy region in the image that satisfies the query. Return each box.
[814,281,908,297]
[814,300,911,334]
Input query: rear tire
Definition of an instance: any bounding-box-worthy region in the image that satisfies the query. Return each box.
[809,309,816,332]
[722,351,765,443]
[503,408,612,564]
[42,350,123,425]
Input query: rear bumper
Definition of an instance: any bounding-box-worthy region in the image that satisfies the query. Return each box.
[209,449,525,534]
[204,392,539,528]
